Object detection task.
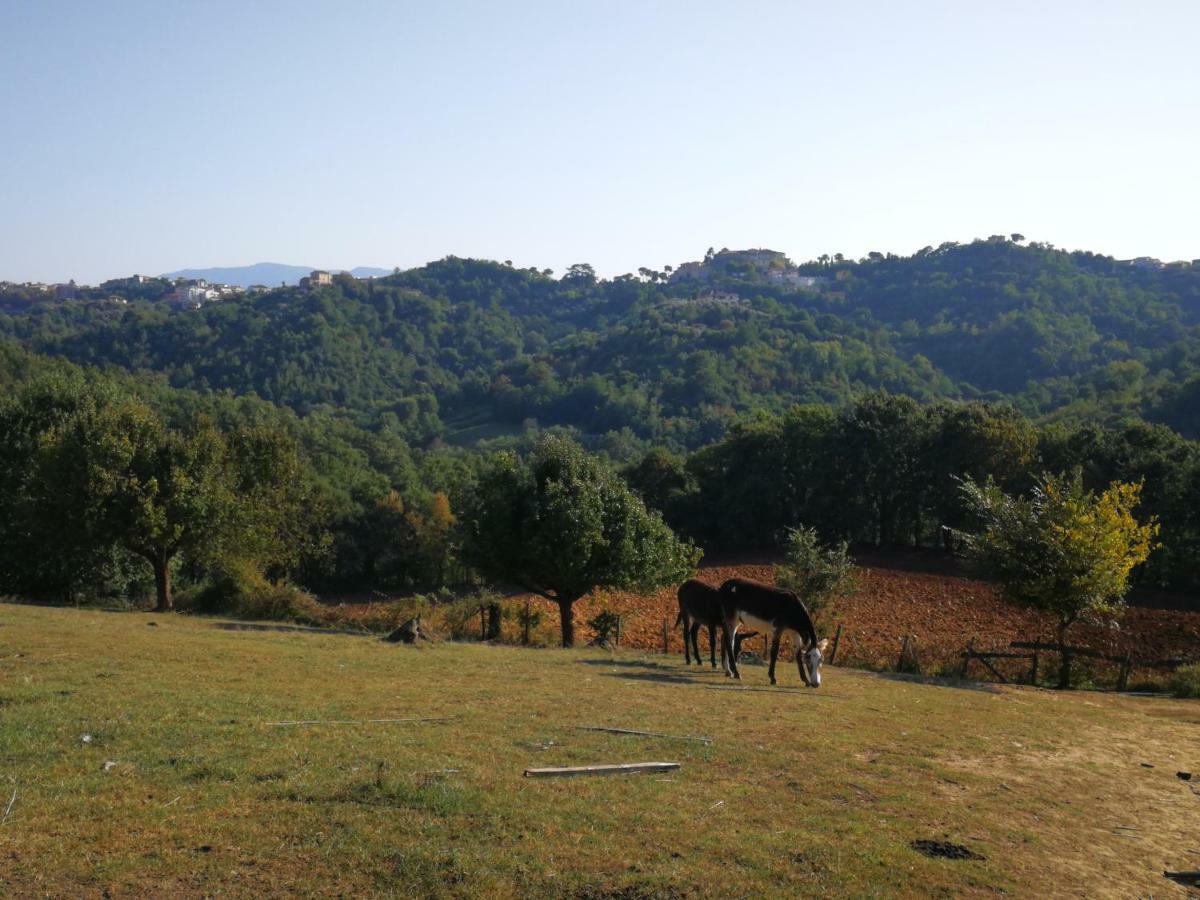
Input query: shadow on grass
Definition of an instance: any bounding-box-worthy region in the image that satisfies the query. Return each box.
[577,658,687,671]
[867,670,1005,694]
[598,670,715,687]
[703,683,834,696]
[210,622,373,638]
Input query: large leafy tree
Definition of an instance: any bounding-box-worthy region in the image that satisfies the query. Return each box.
[464,435,700,646]
[1,375,304,611]
[957,472,1157,688]
[48,402,239,611]
[929,401,1038,546]
[0,376,138,602]
[831,393,931,545]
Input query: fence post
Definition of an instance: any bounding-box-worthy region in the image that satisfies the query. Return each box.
[961,637,975,678]
[898,635,911,672]
[662,618,669,655]
[1030,646,1039,685]
[1118,652,1132,692]
[828,623,843,665]
[615,615,622,648]
[522,600,531,646]
[480,607,486,640]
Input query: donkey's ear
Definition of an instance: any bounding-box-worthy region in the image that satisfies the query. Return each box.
[816,638,830,653]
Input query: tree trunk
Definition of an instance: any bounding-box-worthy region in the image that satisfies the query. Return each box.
[1057,620,1072,690]
[153,552,173,612]
[485,603,502,640]
[557,598,577,648]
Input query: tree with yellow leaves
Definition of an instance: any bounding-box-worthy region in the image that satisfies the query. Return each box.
[957,471,1157,688]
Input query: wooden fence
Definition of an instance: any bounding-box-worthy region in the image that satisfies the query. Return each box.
[959,637,1189,690]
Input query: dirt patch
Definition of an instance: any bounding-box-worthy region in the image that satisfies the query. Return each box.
[320,551,1200,684]
[569,557,1200,682]
[911,840,986,861]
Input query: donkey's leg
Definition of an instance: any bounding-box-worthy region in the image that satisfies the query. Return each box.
[689,622,703,665]
[721,616,740,679]
[681,612,692,664]
[708,623,718,668]
[768,627,783,685]
[795,632,813,686]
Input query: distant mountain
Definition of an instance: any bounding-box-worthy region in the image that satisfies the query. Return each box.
[162,262,392,287]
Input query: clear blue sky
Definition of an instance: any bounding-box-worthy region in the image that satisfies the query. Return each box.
[2,1,1197,284]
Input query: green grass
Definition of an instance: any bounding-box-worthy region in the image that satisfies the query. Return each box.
[1,604,1198,897]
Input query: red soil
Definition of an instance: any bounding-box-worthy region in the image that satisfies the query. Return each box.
[571,558,1200,684]
[322,553,1200,685]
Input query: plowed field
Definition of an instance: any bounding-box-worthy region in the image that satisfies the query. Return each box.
[323,554,1200,686]
[570,557,1200,684]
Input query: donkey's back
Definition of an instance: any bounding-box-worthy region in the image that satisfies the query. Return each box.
[677,578,722,623]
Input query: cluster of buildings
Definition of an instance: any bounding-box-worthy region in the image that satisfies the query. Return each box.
[669,248,829,291]
[1122,257,1198,271]
[161,279,242,309]
[298,270,333,289]
[1,270,339,311]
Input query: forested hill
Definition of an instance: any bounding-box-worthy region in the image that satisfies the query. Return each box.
[3,236,1199,450]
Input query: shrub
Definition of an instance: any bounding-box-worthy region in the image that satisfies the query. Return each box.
[185,559,323,624]
[774,526,858,624]
[514,600,544,645]
[441,590,503,641]
[1167,663,1200,699]
[586,609,622,646]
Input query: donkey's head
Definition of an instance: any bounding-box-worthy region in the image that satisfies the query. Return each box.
[797,637,830,688]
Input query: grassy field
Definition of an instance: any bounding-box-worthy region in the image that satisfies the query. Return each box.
[2,604,1198,898]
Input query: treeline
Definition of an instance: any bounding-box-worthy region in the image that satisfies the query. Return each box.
[625,394,1200,591]
[3,239,1200,452]
[0,347,485,606]
[2,341,1197,611]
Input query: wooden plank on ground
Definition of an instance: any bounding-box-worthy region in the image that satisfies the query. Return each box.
[524,762,680,778]
[575,725,712,744]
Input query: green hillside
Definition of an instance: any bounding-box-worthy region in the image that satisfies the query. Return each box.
[3,237,1199,450]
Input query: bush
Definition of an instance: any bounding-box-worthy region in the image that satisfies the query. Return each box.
[586,609,622,646]
[774,526,858,624]
[184,559,323,624]
[339,597,432,634]
[1167,663,1200,699]
[514,600,544,645]
[440,590,503,641]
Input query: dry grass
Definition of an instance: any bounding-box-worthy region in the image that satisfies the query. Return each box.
[1,603,1198,898]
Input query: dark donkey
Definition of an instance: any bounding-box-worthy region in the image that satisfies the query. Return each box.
[676,579,758,668]
[719,578,829,687]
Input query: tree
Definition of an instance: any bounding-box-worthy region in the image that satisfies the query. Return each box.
[224,425,330,585]
[831,394,930,545]
[956,472,1157,688]
[562,263,596,285]
[464,435,699,646]
[623,447,694,518]
[0,378,306,609]
[928,402,1037,546]
[0,376,137,602]
[50,404,241,611]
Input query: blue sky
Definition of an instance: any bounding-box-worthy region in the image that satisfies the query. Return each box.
[1,0,1197,283]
